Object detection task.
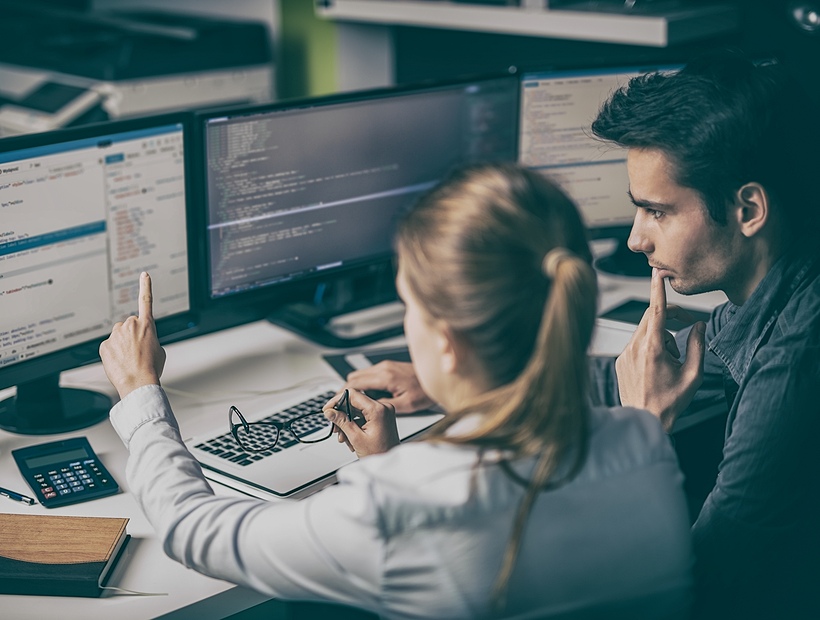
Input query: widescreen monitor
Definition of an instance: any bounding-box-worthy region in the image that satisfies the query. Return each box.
[198,75,519,345]
[0,114,195,435]
[519,63,682,276]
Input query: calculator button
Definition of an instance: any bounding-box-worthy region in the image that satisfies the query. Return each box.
[58,489,72,496]
[56,483,68,490]
[42,486,53,493]
[44,491,57,499]
[72,485,85,492]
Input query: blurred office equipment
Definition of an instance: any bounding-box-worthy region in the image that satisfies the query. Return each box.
[0,3,274,136]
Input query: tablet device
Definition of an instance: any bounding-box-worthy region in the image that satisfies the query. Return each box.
[323,346,411,400]
[599,298,711,332]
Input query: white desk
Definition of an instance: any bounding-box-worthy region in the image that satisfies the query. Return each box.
[0,320,331,620]
[0,271,726,619]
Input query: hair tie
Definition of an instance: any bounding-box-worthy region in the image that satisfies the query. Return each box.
[542,248,573,279]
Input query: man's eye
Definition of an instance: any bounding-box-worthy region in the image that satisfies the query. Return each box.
[646,208,664,220]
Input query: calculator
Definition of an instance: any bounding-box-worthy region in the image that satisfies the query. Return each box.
[12,437,119,508]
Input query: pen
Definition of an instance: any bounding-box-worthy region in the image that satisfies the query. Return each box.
[335,389,364,425]
[333,389,352,423]
[0,485,36,506]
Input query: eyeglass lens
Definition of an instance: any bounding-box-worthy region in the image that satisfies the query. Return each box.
[230,405,335,452]
[234,421,280,452]
[289,413,334,443]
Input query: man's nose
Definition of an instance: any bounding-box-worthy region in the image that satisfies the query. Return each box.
[627,212,653,254]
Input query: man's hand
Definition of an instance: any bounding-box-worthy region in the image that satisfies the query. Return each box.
[99,272,166,399]
[345,361,436,414]
[615,268,706,431]
[323,389,400,458]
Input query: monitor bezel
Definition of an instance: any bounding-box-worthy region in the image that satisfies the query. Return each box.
[0,111,200,392]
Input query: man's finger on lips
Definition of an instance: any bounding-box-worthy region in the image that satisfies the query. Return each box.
[647,267,668,332]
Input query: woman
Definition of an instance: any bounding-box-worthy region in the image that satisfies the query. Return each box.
[100,163,692,619]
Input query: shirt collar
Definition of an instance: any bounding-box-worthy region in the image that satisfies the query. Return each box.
[709,254,815,385]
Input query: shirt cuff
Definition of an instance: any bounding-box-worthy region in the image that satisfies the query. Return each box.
[109,384,177,448]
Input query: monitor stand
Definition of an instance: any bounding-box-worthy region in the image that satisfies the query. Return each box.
[594,238,652,278]
[268,300,405,349]
[268,263,404,348]
[0,374,112,435]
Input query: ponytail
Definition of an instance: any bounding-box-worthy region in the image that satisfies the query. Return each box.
[490,248,597,612]
[424,248,597,458]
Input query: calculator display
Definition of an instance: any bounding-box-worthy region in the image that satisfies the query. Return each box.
[23,447,90,469]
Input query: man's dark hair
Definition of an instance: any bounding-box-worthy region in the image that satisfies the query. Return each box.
[591,49,819,246]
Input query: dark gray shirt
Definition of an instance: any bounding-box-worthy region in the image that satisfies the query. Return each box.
[590,254,820,618]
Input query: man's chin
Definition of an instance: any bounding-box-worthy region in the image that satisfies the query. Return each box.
[667,277,714,297]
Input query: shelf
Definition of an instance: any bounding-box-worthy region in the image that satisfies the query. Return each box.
[315,1,739,47]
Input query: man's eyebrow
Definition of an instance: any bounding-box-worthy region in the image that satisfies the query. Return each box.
[627,190,674,210]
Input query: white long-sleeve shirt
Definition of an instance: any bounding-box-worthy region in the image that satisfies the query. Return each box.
[111,385,693,619]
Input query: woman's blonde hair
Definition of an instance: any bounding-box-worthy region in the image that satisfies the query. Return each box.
[395,162,598,612]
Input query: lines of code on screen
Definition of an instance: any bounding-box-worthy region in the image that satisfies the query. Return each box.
[205,78,518,298]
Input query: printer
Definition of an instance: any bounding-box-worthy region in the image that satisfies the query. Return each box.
[0,5,274,136]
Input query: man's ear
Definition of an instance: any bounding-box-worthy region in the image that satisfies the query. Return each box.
[733,182,770,238]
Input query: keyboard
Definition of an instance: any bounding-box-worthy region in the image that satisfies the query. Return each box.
[193,390,337,467]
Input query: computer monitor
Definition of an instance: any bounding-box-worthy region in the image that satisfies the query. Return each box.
[197,74,519,346]
[0,114,195,435]
[519,63,682,277]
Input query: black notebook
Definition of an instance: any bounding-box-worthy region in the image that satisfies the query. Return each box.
[0,513,130,597]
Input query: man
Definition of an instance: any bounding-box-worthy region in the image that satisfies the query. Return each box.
[348,50,820,618]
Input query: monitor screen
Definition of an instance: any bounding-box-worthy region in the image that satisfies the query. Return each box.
[518,64,681,276]
[0,115,193,434]
[519,64,682,234]
[200,76,519,308]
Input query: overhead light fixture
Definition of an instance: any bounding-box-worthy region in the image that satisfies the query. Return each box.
[788,2,820,34]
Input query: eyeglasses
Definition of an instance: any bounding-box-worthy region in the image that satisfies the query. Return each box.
[229,389,352,453]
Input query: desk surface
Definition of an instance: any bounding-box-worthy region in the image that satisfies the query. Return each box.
[0,270,726,619]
